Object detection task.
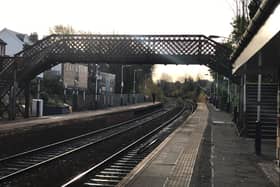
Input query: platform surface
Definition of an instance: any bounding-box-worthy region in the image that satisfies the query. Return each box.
[0,102,160,135]
[208,104,278,187]
[119,103,208,187]
[119,102,279,187]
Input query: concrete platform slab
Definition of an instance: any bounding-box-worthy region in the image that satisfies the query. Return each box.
[0,102,161,136]
[118,103,208,187]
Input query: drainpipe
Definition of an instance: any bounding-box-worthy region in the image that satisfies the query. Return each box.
[9,61,17,120]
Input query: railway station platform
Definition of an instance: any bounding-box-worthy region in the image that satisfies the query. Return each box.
[118,103,279,187]
[0,102,161,137]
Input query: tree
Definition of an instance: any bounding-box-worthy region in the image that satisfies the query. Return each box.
[231,15,249,46]
[49,25,76,34]
[226,0,250,48]
[160,73,173,82]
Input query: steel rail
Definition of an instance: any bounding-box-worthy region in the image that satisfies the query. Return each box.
[0,108,162,163]
[0,109,165,182]
[62,105,186,187]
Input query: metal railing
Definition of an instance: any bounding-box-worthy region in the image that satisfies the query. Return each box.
[95,94,150,108]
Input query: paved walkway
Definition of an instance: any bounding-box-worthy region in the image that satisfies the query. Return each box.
[0,102,160,136]
[118,103,279,187]
[208,103,279,187]
[119,103,209,187]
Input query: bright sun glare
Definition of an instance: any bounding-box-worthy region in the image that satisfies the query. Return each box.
[153,65,212,82]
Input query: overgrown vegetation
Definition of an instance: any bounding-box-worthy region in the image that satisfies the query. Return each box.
[141,76,210,104]
[31,77,65,107]
[226,0,261,49]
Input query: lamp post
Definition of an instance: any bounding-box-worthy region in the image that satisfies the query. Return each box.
[224,76,231,112]
[94,64,100,108]
[59,78,67,103]
[74,79,78,94]
[36,76,42,99]
[121,65,131,105]
[133,69,142,103]
[95,64,99,102]
[64,83,67,103]
[216,72,219,108]
[73,79,78,110]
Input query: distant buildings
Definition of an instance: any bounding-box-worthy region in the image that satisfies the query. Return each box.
[0,28,33,56]
[62,63,88,90]
[43,63,88,91]
[88,64,116,95]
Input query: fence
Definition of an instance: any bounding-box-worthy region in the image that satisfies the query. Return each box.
[95,94,149,109]
[69,93,150,110]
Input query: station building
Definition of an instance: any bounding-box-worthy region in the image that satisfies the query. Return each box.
[231,0,280,166]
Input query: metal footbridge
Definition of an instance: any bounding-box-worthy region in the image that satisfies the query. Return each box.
[0,34,231,119]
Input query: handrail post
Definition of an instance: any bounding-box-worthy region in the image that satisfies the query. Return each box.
[9,61,17,120]
[24,81,30,118]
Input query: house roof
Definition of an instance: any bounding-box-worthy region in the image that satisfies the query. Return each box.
[0,28,33,45]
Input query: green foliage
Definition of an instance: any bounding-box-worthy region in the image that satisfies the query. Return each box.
[228,0,251,48]
[49,24,94,35]
[35,77,64,107]
[141,78,165,101]
[153,77,210,102]
[231,15,249,46]
[41,77,64,96]
[46,95,65,107]
[40,91,49,103]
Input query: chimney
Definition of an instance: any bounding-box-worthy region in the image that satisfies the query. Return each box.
[29,32,39,43]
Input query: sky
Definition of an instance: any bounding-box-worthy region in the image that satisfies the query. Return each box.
[1,0,235,81]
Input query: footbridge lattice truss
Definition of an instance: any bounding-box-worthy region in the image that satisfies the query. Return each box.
[0,34,231,100]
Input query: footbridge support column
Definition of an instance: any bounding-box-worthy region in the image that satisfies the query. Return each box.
[24,81,31,118]
[8,63,17,120]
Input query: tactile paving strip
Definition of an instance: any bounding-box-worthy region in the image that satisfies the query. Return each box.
[122,103,208,187]
[164,108,208,186]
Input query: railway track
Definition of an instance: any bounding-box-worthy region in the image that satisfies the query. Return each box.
[62,103,191,187]
[0,108,167,183]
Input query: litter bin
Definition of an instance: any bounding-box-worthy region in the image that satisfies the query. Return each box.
[32,99,43,117]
